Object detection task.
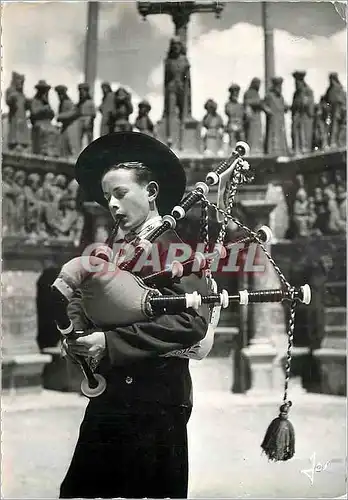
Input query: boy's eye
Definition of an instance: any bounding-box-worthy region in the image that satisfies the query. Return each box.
[114,188,128,199]
[104,189,127,201]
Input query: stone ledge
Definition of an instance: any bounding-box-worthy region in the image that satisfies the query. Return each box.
[313,347,347,359]
[2,353,52,365]
[12,353,52,364]
[2,352,52,392]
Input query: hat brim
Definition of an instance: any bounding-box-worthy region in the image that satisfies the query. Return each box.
[75,131,186,216]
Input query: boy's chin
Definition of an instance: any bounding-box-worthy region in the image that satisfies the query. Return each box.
[120,219,136,231]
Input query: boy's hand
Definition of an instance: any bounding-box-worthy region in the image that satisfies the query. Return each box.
[66,331,106,359]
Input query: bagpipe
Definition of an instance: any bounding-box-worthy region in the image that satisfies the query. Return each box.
[51,140,311,462]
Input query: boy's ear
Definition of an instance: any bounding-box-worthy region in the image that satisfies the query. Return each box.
[147,181,159,202]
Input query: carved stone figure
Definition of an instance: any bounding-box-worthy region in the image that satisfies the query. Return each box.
[163,37,191,145]
[264,77,289,156]
[2,166,16,235]
[134,100,154,136]
[99,82,115,136]
[42,174,68,238]
[323,72,346,148]
[291,71,315,154]
[325,186,345,234]
[292,187,310,237]
[312,97,329,150]
[243,78,267,155]
[53,174,68,201]
[11,170,27,235]
[24,173,43,237]
[225,84,245,150]
[202,99,224,156]
[40,172,58,237]
[30,80,59,156]
[55,85,80,158]
[41,172,56,204]
[77,83,96,149]
[113,87,133,132]
[5,72,31,152]
[313,187,327,235]
[65,178,80,201]
[307,196,317,233]
[58,192,84,246]
[336,184,347,231]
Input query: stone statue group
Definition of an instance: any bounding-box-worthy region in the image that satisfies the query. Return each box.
[3,36,346,158]
[202,71,346,157]
[2,166,83,245]
[289,171,346,239]
[4,73,154,158]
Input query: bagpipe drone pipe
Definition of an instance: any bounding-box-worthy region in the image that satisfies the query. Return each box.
[50,140,312,462]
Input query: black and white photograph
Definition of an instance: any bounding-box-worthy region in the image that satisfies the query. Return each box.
[1,1,347,498]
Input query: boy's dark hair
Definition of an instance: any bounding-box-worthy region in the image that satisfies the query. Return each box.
[103,162,157,186]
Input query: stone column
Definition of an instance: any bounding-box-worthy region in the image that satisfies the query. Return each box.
[84,1,99,97]
[239,199,287,394]
[261,1,275,92]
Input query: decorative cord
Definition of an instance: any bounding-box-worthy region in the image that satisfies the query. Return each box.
[202,194,291,290]
[216,169,243,245]
[199,199,210,255]
[204,189,297,408]
[283,288,297,404]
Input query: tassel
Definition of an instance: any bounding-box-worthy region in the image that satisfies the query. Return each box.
[261,292,297,462]
[261,401,295,461]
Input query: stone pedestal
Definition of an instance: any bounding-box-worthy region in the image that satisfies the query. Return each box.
[181,118,201,154]
[239,199,287,393]
[242,338,277,393]
[2,269,52,392]
[156,116,180,150]
[156,116,201,154]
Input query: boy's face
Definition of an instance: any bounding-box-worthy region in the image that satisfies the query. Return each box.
[101,168,151,232]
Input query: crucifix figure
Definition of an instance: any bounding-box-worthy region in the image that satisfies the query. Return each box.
[137,1,224,151]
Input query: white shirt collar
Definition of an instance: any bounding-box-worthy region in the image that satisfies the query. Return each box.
[120,215,163,243]
[136,215,163,240]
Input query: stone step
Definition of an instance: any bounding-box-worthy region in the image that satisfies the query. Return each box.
[325,306,347,327]
[322,336,346,350]
[322,325,347,350]
[2,353,52,393]
[324,325,347,337]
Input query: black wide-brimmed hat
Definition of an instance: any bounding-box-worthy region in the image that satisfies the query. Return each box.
[75,131,186,215]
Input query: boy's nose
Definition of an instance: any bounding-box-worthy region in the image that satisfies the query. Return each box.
[109,195,119,209]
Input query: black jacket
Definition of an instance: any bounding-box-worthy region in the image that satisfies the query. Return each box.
[67,229,209,409]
